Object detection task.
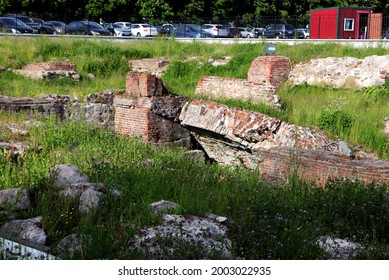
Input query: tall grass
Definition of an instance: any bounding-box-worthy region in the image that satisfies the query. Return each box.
[1,37,389,259]
[1,118,388,259]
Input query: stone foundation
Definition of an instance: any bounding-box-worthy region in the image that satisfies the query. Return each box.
[13,62,79,80]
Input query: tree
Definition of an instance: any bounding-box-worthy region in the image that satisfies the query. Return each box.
[176,0,205,19]
[137,0,174,22]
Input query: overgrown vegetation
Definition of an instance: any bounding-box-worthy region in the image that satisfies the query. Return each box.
[0,36,389,259]
[1,116,389,259]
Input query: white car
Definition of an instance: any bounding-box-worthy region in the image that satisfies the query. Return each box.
[238,27,256,38]
[201,24,228,37]
[130,23,158,37]
[106,23,131,36]
[115,21,132,28]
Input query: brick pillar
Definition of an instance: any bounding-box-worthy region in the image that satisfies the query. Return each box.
[126,72,165,97]
[247,56,291,89]
[115,72,190,147]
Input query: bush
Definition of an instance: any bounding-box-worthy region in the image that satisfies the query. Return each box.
[318,109,353,134]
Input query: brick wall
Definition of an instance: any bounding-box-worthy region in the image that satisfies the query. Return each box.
[257,147,389,186]
[126,72,165,97]
[114,71,190,146]
[20,62,77,71]
[196,76,277,106]
[247,56,291,89]
[114,97,153,141]
[194,55,290,107]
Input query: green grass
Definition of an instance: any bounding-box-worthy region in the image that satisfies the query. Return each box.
[1,37,389,259]
[1,117,388,259]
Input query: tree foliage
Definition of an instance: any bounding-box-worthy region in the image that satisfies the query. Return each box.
[0,0,387,22]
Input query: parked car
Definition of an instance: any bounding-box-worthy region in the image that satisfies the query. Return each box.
[0,16,37,34]
[227,27,241,38]
[159,23,174,36]
[5,14,55,34]
[263,24,295,39]
[115,22,132,29]
[383,29,389,39]
[295,28,310,39]
[130,23,158,37]
[172,24,214,38]
[45,20,66,34]
[253,27,266,38]
[201,24,228,37]
[105,22,131,36]
[65,21,111,36]
[238,27,255,38]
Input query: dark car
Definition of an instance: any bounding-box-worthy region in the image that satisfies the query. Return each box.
[227,27,241,38]
[65,21,111,36]
[5,14,55,34]
[295,28,310,39]
[263,24,295,39]
[383,29,389,39]
[0,17,37,34]
[253,27,266,38]
[45,20,67,34]
[173,24,213,38]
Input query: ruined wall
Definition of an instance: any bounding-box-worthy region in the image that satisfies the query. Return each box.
[288,55,389,89]
[13,62,79,80]
[126,72,166,97]
[196,76,279,107]
[17,62,77,71]
[195,55,291,107]
[257,147,389,186]
[114,71,190,147]
[179,100,389,186]
[127,58,170,78]
[247,56,291,89]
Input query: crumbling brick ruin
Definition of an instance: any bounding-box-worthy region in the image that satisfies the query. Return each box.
[114,70,191,147]
[3,57,389,186]
[195,55,291,107]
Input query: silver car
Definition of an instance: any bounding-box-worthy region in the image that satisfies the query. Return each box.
[238,27,256,38]
[201,24,228,37]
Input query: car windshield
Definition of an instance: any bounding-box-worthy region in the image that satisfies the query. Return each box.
[187,24,201,32]
[87,22,104,29]
[17,16,34,23]
[3,18,29,27]
[141,24,151,28]
[49,21,65,28]
[1,18,17,25]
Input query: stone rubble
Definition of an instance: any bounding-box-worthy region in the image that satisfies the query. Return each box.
[133,214,232,259]
[317,236,362,260]
[289,55,389,89]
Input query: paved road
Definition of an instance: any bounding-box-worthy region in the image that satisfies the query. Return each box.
[1,33,388,48]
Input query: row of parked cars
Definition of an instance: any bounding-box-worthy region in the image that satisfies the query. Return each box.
[0,14,66,34]
[0,14,313,40]
[157,23,311,39]
[0,14,308,39]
